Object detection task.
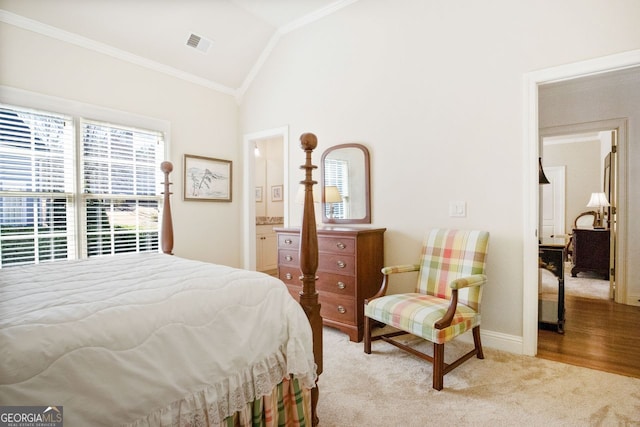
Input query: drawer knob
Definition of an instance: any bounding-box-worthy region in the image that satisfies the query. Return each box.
[284,239,293,245]
[285,255,293,262]
[337,281,346,290]
[285,273,292,280]
[337,305,346,314]
[336,242,346,249]
[337,260,346,268]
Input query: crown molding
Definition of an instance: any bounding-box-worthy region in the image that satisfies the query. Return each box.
[279,0,359,34]
[1,1,360,102]
[0,9,237,97]
[236,0,359,100]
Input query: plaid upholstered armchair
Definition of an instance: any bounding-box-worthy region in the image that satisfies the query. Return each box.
[364,228,490,390]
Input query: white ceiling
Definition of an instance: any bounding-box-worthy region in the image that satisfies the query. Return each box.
[0,0,356,96]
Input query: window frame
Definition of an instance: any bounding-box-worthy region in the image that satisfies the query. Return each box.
[0,86,171,265]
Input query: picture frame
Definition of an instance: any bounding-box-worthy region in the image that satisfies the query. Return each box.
[183,154,232,202]
[255,186,263,202]
[271,185,283,202]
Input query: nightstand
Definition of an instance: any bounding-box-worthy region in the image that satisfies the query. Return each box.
[571,228,610,279]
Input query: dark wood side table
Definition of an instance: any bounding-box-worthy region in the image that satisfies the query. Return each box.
[571,228,610,279]
[539,242,566,334]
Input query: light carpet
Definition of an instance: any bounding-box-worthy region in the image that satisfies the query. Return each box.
[316,326,640,426]
[540,264,610,300]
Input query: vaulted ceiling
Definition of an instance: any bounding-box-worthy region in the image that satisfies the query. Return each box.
[0,0,357,96]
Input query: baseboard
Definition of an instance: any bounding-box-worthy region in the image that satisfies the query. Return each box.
[626,293,640,307]
[457,328,524,355]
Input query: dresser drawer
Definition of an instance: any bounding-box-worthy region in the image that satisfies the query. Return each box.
[318,253,355,275]
[316,272,355,297]
[320,292,356,324]
[279,266,300,285]
[278,233,300,249]
[278,249,298,267]
[318,236,355,255]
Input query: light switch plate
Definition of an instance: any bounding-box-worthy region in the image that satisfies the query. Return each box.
[449,201,466,217]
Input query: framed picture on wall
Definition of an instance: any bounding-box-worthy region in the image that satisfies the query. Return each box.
[271,185,283,202]
[183,154,232,202]
[255,186,263,202]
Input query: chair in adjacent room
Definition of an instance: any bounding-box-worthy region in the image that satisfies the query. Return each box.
[363,228,490,390]
[557,210,597,262]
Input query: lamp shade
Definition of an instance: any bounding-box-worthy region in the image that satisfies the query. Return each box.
[324,186,342,203]
[586,192,610,208]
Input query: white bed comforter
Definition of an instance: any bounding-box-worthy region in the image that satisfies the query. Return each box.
[0,253,316,426]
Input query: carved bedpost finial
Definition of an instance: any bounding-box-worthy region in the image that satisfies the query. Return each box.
[160,161,173,175]
[160,161,174,255]
[300,132,318,151]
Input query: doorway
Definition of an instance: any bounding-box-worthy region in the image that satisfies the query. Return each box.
[540,126,618,301]
[242,126,289,271]
[522,50,640,356]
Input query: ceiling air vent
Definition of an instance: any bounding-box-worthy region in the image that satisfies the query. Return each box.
[186,33,212,54]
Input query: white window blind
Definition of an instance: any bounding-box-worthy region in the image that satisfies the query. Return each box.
[0,104,165,267]
[81,120,163,257]
[0,106,75,266]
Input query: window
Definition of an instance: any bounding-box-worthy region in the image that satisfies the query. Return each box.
[0,103,165,267]
[81,120,163,257]
[323,158,349,219]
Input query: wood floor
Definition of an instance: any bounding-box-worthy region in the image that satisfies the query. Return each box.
[537,295,640,378]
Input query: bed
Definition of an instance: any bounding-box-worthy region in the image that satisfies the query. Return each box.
[0,134,323,426]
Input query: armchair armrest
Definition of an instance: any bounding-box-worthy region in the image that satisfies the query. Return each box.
[450,274,487,290]
[367,264,420,302]
[435,274,487,329]
[381,264,420,275]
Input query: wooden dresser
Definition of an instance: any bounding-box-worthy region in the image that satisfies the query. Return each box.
[275,226,386,342]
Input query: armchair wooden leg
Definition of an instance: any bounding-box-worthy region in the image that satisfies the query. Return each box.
[472,326,484,359]
[364,315,372,354]
[433,343,444,390]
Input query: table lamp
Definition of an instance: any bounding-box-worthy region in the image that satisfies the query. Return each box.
[586,192,610,229]
[324,186,342,219]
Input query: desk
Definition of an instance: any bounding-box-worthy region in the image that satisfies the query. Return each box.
[539,242,565,334]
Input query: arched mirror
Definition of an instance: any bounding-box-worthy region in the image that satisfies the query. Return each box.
[320,143,371,224]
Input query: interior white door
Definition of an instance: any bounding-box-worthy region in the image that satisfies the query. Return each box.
[541,166,566,240]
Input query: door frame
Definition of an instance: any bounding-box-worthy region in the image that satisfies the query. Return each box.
[522,49,640,356]
[242,126,289,270]
[540,123,624,303]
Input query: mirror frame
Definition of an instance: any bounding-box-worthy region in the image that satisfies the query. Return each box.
[320,143,371,224]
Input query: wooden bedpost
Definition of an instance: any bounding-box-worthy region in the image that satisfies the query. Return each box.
[298,133,322,426]
[160,161,174,255]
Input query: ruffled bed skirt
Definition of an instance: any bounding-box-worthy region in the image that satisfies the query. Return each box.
[219,377,311,427]
[126,376,311,427]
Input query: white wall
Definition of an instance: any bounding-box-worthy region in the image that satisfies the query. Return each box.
[544,140,602,232]
[0,21,242,266]
[240,0,640,346]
